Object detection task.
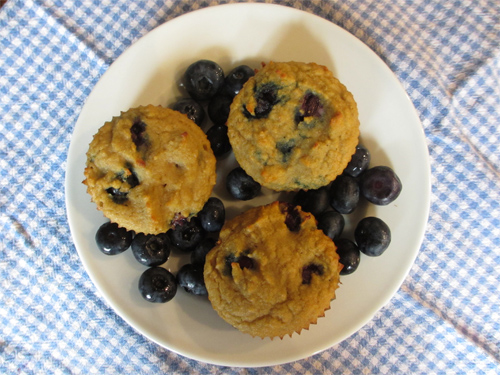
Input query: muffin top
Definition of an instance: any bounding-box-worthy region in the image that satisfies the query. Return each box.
[227,61,360,191]
[204,201,342,339]
[83,105,216,234]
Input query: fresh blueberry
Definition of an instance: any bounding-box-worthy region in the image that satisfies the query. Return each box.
[131,232,170,267]
[177,264,208,296]
[198,197,225,232]
[183,60,224,101]
[190,237,217,266]
[208,94,233,125]
[335,238,360,275]
[226,167,261,201]
[360,166,402,205]
[344,144,371,178]
[293,186,329,217]
[171,98,205,126]
[168,217,205,252]
[138,267,177,303]
[317,211,345,241]
[206,124,232,157]
[95,222,133,255]
[221,65,255,97]
[329,174,360,214]
[354,217,391,257]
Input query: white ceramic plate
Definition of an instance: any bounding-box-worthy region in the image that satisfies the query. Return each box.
[65,3,430,367]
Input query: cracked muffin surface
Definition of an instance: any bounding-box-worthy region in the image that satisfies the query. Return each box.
[204,201,342,339]
[83,105,216,234]
[227,61,360,191]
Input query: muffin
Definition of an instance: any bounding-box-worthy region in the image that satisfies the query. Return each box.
[204,201,342,339]
[227,61,360,191]
[83,105,216,234]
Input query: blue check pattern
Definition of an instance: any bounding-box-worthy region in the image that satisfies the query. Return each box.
[1,0,499,374]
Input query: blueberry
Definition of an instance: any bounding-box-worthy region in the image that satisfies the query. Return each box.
[170,213,188,228]
[354,217,391,257]
[171,98,205,126]
[302,263,324,285]
[105,187,129,204]
[177,264,208,296]
[276,139,295,163]
[190,238,217,266]
[131,232,170,267]
[255,83,279,118]
[282,203,302,232]
[344,144,370,178]
[223,254,238,276]
[119,165,140,188]
[107,166,140,205]
[317,211,345,241]
[95,222,133,255]
[223,253,256,277]
[335,238,360,275]
[138,267,177,303]
[198,197,225,232]
[168,217,205,252]
[243,83,279,119]
[237,255,255,270]
[329,174,360,214]
[130,119,148,148]
[295,92,323,125]
[360,166,402,205]
[206,124,232,157]
[221,65,254,97]
[208,94,232,125]
[183,60,224,101]
[293,186,329,217]
[226,167,261,201]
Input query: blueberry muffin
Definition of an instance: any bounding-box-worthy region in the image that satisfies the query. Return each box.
[227,61,360,191]
[204,201,342,339]
[83,105,216,234]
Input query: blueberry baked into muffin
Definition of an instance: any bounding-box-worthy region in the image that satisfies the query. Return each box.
[83,105,216,234]
[227,61,360,191]
[204,201,342,339]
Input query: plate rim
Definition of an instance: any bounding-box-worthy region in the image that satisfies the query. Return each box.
[65,2,431,367]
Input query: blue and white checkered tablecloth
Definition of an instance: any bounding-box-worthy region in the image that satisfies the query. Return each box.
[1,0,499,374]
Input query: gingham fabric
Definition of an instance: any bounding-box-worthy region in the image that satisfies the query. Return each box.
[1,0,499,374]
